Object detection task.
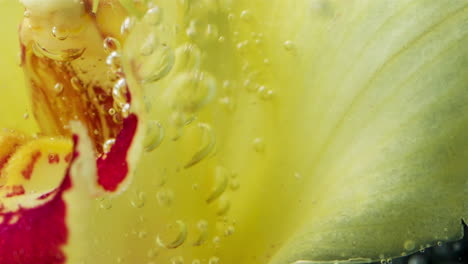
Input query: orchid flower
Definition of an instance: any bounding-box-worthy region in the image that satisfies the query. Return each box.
[0,0,466,264]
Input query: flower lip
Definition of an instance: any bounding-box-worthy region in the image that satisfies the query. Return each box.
[0,0,144,262]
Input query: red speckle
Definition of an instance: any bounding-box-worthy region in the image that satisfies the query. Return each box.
[64,153,72,163]
[21,152,42,180]
[37,189,58,200]
[48,153,60,164]
[5,185,25,198]
[97,114,138,192]
[0,154,13,173]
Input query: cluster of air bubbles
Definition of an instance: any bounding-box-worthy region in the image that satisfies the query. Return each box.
[380,258,392,264]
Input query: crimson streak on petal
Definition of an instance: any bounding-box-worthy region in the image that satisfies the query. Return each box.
[0,176,70,264]
[97,114,138,192]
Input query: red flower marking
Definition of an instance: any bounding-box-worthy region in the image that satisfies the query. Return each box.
[21,152,42,180]
[37,189,58,200]
[0,153,13,172]
[5,185,25,198]
[97,114,138,192]
[64,153,72,163]
[48,153,60,164]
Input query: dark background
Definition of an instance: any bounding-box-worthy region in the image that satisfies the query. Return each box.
[375,223,467,264]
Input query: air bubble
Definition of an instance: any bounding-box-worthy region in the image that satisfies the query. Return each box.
[294,172,302,180]
[108,108,117,116]
[106,51,122,73]
[236,40,249,54]
[217,198,231,216]
[71,76,83,91]
[112,78,128,109]
[144,121,165,152]
[174,43,202,72]
[144,6,163,26]
[147,248,158,258]
[121,103,131,118]
[243,79,256,93]
[185,123,216,168]
[230,179,239,190]
[139,43,175,83]
[257,86,274,100]
[208,256,220,264]
[168,72,217,114]
[54,83,64,94]
[32,42,85,61]
[103,138,116,154]
[130,191,146,208]
[103,37,121,54]
[224,225,235,236]
[240,10,252,21]
[157,220,188,249]
[252,137,265,153]
[193,220,208,246]
[51,26,69,41]
[98,197,112,209]
[205,24,219,41]
[283,40,295,51]
[121,17,136,35]
[140,34,158,56]
[171,256,185,264]
[206,166,229,204]
[404,240,416,251]
[219,97,235,112]
[186,20,200,40]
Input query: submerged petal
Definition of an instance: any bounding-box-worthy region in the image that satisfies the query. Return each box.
[110,0,467,263]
